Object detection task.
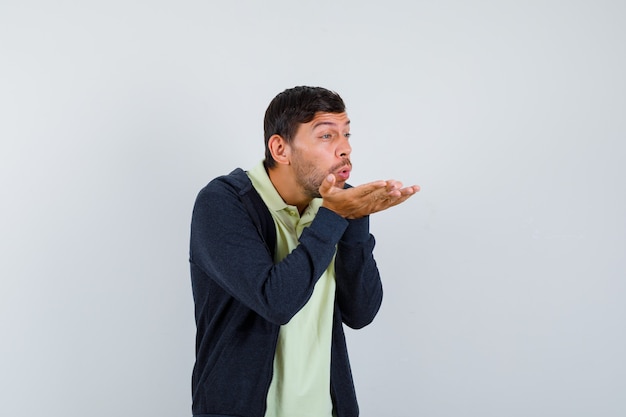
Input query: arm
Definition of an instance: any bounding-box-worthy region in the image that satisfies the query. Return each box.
[189,180,348,325]
[335,215,383,329]
[320,174,419,328]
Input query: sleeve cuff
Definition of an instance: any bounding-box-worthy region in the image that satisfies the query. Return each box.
[341,215,370,243]
[311,207,349,242]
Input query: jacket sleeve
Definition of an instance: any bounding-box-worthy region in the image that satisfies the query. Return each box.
[334,215,384,329]
[189,180,348,325]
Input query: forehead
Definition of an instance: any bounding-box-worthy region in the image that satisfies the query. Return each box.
[305,112,350,130]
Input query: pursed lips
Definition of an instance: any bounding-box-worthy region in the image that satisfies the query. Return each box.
[334,161,352,181]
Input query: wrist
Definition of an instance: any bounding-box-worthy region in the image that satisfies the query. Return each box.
[342,215,370,243]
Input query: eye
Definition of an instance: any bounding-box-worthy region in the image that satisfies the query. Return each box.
[344,133,351,139]
[321,133,332,139]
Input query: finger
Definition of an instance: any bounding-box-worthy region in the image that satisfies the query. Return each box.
[397,185,420,195]
[385,180,403,192]
[378,190,417,209]
[352,180,388,196]
[318,174,336,197]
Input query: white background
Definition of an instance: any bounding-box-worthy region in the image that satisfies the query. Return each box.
[1,1,625,416]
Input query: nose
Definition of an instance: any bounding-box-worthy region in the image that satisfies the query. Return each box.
[337,137,352,159]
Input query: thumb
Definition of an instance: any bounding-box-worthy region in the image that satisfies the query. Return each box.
[318,174,336,197]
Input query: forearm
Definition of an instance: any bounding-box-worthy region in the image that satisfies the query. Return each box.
[334,216,383,329]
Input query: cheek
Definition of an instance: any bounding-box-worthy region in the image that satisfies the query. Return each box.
[293,145,335,172]
[310,148,337,165]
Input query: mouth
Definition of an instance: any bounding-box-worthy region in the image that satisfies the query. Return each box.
[334,165,351,182]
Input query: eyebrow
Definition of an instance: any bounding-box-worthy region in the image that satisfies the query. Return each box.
[312,119,351,129]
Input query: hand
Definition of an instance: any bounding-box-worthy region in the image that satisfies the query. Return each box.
[319,174,420,219]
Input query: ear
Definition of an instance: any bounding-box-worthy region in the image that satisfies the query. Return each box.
[268,134,291,165]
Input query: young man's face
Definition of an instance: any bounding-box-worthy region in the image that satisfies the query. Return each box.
[289,111,352,199]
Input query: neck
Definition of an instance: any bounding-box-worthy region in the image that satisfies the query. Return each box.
[267,166,311,214]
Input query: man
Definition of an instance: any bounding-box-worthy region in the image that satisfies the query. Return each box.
[189,86,419,417]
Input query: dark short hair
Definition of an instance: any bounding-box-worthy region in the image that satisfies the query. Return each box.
[263,86,346,169]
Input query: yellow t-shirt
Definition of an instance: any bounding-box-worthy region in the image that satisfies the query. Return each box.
[248,161,335,417]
